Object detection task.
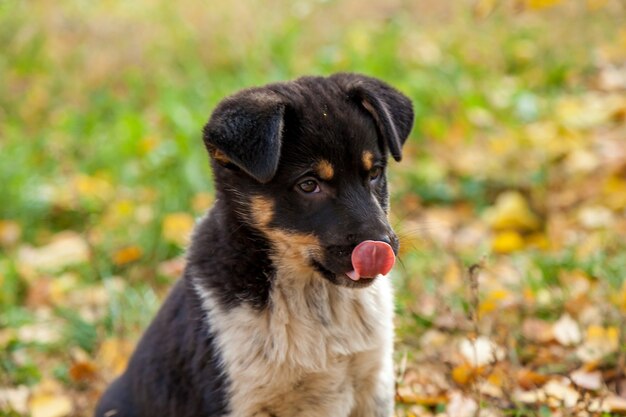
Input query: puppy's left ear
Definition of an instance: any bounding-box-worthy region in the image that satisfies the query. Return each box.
[333,73,414,161]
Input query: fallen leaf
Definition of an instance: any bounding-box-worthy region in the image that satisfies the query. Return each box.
[570,369,602,390]
[17,322,62,344]
[575,325,619,362]
[553,314,582,346]
[603,395,626,413]
[17,232,89,271]
[491,230,525,254]
[28,379,73,417]
[446,392,477,417]
[29,393,72,417]
[162,212,195,246]
[542,378,580,408]
[0,220,21,247]
[522,318,554,343]
[459,336,505,367]
[69,360,98,383]
[516,369,550,390]
[526,0,563,10]
[484,191,541,232]
[0,385,29,413]
[396,386,447,406]
[451,364,480,386]
[578,205,614,229]
[97,338,134,377]
[112,245,143,266]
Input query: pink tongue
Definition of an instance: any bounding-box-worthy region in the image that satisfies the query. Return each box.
[346,240,396,281]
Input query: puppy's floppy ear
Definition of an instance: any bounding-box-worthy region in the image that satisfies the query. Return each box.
[203,89,285,183]
[332,73,414,161]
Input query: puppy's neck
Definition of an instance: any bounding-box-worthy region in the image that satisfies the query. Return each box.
[187,198,276,310]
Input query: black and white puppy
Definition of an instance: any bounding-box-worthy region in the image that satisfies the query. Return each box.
[95,73,414,417]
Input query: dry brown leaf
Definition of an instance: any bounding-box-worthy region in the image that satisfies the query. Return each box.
[522,318,554,343]
[396,386,447,406]
[451,364,479,386]
[516,369,550,390]
[17,232,89,271]
[112,245,143,266]
[69,360,98,383]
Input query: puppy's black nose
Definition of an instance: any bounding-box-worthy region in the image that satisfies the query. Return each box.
[346,233,395,248]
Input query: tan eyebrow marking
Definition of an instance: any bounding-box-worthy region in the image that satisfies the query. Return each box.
[362,151,374,171]
[316,160,334,180]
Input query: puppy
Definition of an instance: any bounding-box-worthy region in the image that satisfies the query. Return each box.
[95,73,414,417]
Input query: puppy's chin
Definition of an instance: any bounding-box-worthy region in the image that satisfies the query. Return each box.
[311,259,378,289]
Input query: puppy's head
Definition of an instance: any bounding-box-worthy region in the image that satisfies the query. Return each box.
[203,73,413,288]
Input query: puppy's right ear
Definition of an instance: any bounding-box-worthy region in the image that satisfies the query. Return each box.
[203,90,285,184]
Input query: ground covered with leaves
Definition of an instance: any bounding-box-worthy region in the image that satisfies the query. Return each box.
[1,1,625,416]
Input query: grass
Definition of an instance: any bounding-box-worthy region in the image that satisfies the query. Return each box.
[1,0,626,415]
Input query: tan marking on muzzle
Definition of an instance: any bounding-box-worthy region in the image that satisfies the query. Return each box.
[251,197,322,276]
[266,230,322,275]
[362,151,374,171]
[316,160,334,181]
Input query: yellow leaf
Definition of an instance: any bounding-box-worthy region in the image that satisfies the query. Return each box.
[603,176,626,210]
[192,192,214,213]
[97,338,134,377]
[0,220,21,247]
[478,289,511,316]
[73,173,113,201]
[162,213,195,246]
[585,325,619,349]
[587,0,608,9]
[29,391,72,417]
[112,245,143,266]
[484,191,540,232]
[576,325,620,362]
[396,386,447,406]
[451,364,478,385]
[491,231,525,254]
[526,0,563,9]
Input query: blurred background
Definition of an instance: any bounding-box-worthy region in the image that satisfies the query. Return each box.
[1,0,625,416]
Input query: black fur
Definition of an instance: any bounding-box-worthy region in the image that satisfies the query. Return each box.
[96,73,413,417]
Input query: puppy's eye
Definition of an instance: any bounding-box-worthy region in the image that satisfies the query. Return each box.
[297,179,321,194]
[369,167,383,182]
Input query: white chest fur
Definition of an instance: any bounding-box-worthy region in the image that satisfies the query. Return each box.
[194,272,395,417]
